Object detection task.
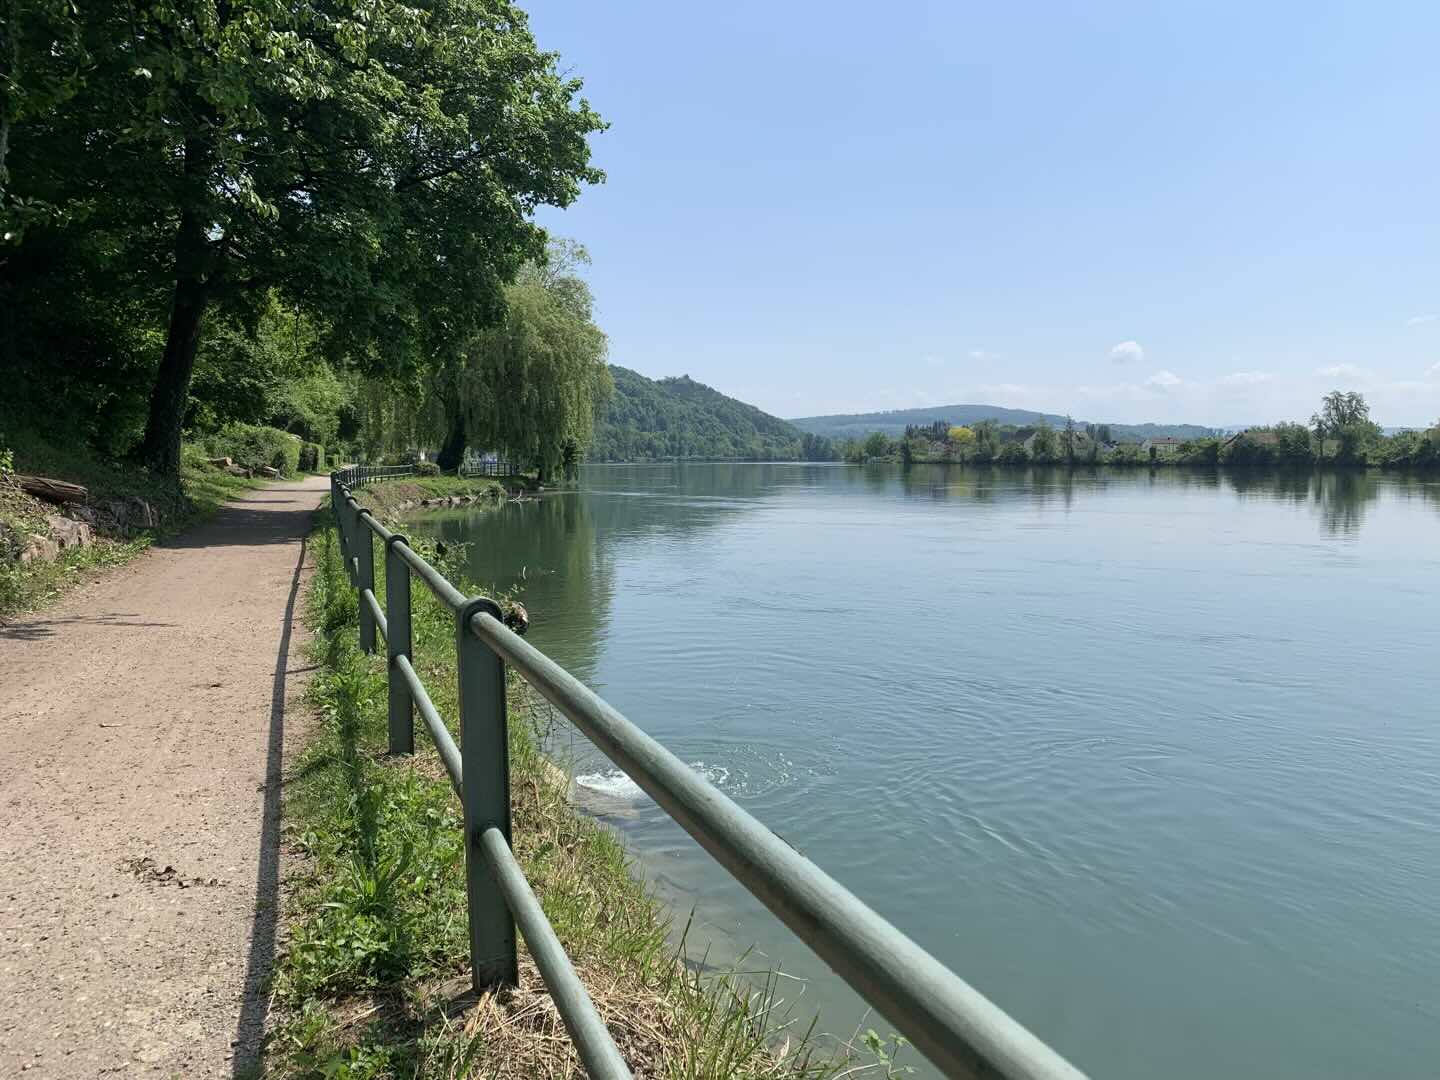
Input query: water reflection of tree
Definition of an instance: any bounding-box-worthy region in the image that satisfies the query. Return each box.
[890,462,1435,538]
[415,465,782,682]
[423,496,616,683]
[593,461,805,502]
[1311,471,1378,536]
[1223,469,1380,535]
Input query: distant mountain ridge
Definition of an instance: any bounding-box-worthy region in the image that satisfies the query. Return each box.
[588,372,1220,461]
[589,366,823,461]
[789,404,1216,442]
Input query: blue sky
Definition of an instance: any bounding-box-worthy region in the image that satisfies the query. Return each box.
[531,1,1440,426]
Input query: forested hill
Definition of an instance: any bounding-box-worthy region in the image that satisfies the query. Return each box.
[789,404,1216,442]
[790,405,1069,438]
[589,367,828,461]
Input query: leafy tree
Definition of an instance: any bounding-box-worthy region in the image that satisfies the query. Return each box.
[4,0,605,476]
[1374,420,1440,471]
[862,431,892,460]
[997,441,1030,465]
[972,420,999,463]
[1274,422,1314,466]
[1312,391,1379,463]
[945,425,973,455]
[1110,443,1144,466]
[1179,437,1220,465]
[1028,421,1058,463]
[800,432,839,461]
[459,252,612,480]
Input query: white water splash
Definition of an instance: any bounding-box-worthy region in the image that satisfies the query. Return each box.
[574,761,730,802]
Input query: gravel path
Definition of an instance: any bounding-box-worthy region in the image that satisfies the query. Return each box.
[0,475,329,1078]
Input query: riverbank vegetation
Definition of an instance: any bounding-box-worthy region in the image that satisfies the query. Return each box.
[356,475,528,520]
[274,513,850,1078]
[848,392,1440,472]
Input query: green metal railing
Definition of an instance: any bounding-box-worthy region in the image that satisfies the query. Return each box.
[329,466,1087,1080]
[459,456,520,478]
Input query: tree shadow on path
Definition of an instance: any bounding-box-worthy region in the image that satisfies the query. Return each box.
[231,532,308,1077]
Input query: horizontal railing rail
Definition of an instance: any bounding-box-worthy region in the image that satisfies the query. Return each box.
[328,465,1086,1080]
[459,457,520,478]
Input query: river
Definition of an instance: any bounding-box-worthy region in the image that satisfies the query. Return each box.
[411,463,1440,1079]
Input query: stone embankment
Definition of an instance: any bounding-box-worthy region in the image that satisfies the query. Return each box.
[1,473,161,566]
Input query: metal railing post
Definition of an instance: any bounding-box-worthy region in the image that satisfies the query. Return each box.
[356,507,376,654]
[457,596,517,990]
[334,480,350,575]
[385,535,414,754]
[345,496,359,585]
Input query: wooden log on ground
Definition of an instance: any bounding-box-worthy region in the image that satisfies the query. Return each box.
[207,456,233,469]
[258,466,280,478]
[14,475,89,505]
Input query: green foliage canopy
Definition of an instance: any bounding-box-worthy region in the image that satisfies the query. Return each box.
[2,0,605,474]
[460,258,613,479]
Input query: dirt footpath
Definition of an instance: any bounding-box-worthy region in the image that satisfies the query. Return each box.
[0,474,329,1078]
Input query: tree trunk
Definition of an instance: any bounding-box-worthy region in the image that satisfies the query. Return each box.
[139,274,208,477]
[139,137,213,478]
[15,475,90,504]
[436,410,466,472]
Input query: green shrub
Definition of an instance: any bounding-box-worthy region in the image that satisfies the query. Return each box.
[414,461,440,477]
[997,442,1030,464]
[180,444,211,471]
[212,423,302,476]
[299,443,325,472]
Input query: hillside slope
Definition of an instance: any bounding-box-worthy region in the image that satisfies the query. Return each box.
[589,367,828,461]
[790,404,1068,438]
[789,405,1215,442]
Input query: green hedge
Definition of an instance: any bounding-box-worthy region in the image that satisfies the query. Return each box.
[299,443,325,472]
[210,423,302,476]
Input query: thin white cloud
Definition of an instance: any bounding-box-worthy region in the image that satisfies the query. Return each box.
[1406,314,1438,326]
[922,354,944,369]
[1145,369,1182,388]
[1314,363,1373,380]
[1110,340,1144,364]
[968,348,1002,362]
[1429,360,1440,377]
[1220,370,1275,386]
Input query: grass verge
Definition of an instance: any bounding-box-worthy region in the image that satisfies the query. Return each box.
[356,476,510,519]
[267,517,846,1078]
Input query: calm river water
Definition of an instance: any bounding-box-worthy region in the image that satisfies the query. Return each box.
[414,463,1440,1078]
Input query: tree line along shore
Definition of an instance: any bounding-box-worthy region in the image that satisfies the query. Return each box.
[846,392,1440,471]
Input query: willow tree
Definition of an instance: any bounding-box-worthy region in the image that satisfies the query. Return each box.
[2,0,604,476]
[455,245,612,479]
